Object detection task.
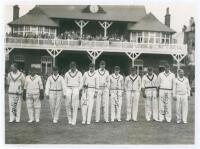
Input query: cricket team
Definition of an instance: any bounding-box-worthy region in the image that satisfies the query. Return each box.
[7,60,191,125]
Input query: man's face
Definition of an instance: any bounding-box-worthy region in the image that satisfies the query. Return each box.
[179,70,184,78]
[89,66,95,72]
[131,70,136,76]
[165,66,170,72]
[53,70,58,76]
[71,66,76,72]
[30,69,36,76]
[115,70,120,75]
[148,70,153,75]
[100,64,105,70]
[10,65,17,72]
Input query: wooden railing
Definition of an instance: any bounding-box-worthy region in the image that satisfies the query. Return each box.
[5,37,187,54]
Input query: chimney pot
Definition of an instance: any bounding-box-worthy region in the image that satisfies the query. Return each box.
[165,7,171,27]
[13,5,19,21]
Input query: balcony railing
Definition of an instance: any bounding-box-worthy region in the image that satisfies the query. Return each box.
[5,37,187,54]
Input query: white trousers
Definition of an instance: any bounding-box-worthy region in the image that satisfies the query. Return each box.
[96,88,109,122]
[126,91,140,121]
[159,90,172,122]
[49,91,63,121]
[144,89,158,121]
[176,94,188,123]
[65,87,79,124]
[81,88,96,124]
[26,94,41,121]
[8,94,22,121]
[110,90,122,121]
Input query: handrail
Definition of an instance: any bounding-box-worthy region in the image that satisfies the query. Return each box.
[5,37,187,51]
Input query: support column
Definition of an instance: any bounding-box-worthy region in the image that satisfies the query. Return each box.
[125,52,141,67]
[46,48,63,67]
[5,47,14,55]
[87,50,103,65]
[5,47,14,63]
[171,53,186,70]
[99,21,113,38]
[75,20,89,38]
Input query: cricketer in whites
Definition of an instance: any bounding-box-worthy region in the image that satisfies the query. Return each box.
[6,61,191,125]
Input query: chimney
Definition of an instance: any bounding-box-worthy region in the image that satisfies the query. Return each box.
[165,7,171,27]
[13,5,19,21]
[182,25,187,32]
[189,17,194,26]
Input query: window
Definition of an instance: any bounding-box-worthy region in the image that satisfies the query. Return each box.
[30,26,37,32]
[14,55,24,62]
[24,26,30,31]
[38,26,43,33]
[41,56,52,74]
[44,27,50,33]
[13,26,18,32]
[137,32,143,43]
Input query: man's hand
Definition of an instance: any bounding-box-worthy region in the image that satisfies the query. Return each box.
[94,91,98,98]
[39,90,44,100]
[143,92,146,98]
[157,91,159,98]
[46,95,49,100]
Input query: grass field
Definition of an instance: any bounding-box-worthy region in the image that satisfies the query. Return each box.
[5,93,195,144]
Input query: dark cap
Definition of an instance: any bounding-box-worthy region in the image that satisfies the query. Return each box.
[114,66,120,71]
[89,63,95,68]
[130,67,137,71]
[70,61,76,68]
[53,66,58,71]
[100,60,106,65]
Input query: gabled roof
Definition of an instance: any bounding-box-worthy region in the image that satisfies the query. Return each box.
[127,13,175,33]
[38,5,146,22]
[8,6,59,27]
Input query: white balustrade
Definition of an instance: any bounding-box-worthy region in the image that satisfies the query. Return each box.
[5,37,187,54]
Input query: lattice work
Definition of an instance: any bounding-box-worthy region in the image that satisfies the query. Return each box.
[75,20,89,28]
[46,49,63,58]
[172,54,186,63]
[87,51,103,63]
[125,52,141,61]
[5,48,13,55]
[99,21,113,29]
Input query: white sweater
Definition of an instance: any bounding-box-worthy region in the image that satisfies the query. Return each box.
[24,75,43,95]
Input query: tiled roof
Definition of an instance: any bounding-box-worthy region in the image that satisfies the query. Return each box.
[38,5,146,22]
[8,6,59,27]
[127,13,175,33]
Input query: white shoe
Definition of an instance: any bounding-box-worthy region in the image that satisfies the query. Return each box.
[53,120,58,123]
[86,122,91,125]
[68,120,72,124]
[111,120,114,122]
[177,120,181,124]
[117,119,121,122]
[9,120,15,123]
[35,119,40,123]
[71,122,76,125]
[16,120,20,123]
[183,121,187,124]
[82,121,86,124]
[95,121,100,123]
[105,120,109,123]
[126,118,130,121]
[28,119,34,123]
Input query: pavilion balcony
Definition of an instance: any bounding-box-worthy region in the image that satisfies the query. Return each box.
[4,37,187,55]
